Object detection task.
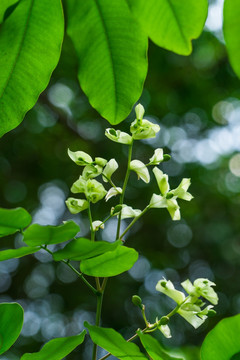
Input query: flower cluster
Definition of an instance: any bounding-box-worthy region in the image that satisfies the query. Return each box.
[66,103,193,229]
[155,278,218,338]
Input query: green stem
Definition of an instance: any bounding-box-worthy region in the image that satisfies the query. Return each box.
[88,201,95,241]
[92,288,105,360]
[116,141,133,240]
[120,205,150,241]
[41,246,98,295]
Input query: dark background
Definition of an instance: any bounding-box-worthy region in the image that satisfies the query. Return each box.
[1,5,240,359]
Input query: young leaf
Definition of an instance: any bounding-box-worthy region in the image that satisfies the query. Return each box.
[0,207,32,237]
[127,0,208,55]
[66,0,148,125]
[223,0,240,78]
[85,323,148,360]
[53,238,121,261]
[201,314,240,360]
[80,246,138,277]
[23,221,80,246]
[20,331,86,360]
[137,332,183,360]
[0,247,40,261]
[0,302,24,355]
[0,0,64,137]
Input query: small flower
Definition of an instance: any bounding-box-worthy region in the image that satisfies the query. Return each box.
[71,176,86,194]
[105,187,122,201]
[85,179,107,203]
[102,159,118,182]
[105,128,132,145]
[156,279,185,305]
[135,103,145,120]
[68,149,92,166]
[82,164,103,179]
[149,168,193,221]
[65,198,89,214]
[182,278,218,305]
[120,205,141,219]
[149,148,164,165]
[95,157,108,167]
[130,160,150,183]
[158,323,172,338]
[92,220,104,231]
[130,104,160,140]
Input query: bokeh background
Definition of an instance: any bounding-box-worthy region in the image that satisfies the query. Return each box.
[1,0,240,358]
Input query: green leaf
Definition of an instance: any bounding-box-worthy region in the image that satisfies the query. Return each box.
[0,247,40,261]
[66,0,148,125]
[0,207,32,237]
[0,0,64,137]
[80,245,138,277]
[0,0,19,23]
[0,302,24,355]
[201,314,240,360]
[127,0,208,55]
[20,331,86,360]
[85,323,148,360]
[23,221,80,246]
[223,0,240,78]
[53,238,121,261]
[137,332,183,360]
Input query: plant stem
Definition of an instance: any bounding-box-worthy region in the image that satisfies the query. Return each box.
[92,290,104,360]
[116,141,133,240]
[88,201,95,241]
[119,205,150,241]
[41,246,98,295]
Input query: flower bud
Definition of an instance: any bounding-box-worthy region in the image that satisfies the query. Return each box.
[132,295,142,308]
[68,149,92,166]
[111,204,123,215]
[105,128,132,145]
[158,316,169,325]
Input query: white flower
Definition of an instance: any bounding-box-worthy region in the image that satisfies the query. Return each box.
[135,103,145,120]
[152,167,169,194]
[92,221,104,231]
[149,194,180,221]
[156,279,185,305]
[105,187,122,201]
[105,128,132,145]
[65,198,89,214]
[149,148,164,165]
[68,149,92,165]
[130,160,150,183]
[158,324,171,338]
[102,159,118,182]
[181,278,218,305]
[120,205,141,219]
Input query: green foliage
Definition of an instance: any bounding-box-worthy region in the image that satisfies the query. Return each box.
[66,0,148,125]
[0,207,31,237]
[80,245,138,277]
[0,0,64,137]
[20,331,86,360]
[137,332,183,360]
[0,303,24,355]
[201,315,240,360]
[0,246,39,261]
[85,322,148,360]
[0,0,19,23]
[53,238,121,261]
[223,0,240,78]
[23,221,80,246]
[127,0,208,55]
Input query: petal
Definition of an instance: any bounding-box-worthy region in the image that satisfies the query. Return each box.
[152,167,169,194]
[156,279,185,305]
[130,160,150,183]
[65,198,89,214]
[120,205,141,219]
[149,148,164,165]
[135,103,145,120]
[102,159,118,182]
[68,149,92,165]
[149,194,168,208]
[105,187,122,201]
